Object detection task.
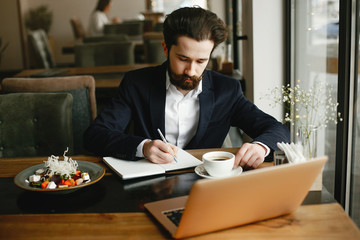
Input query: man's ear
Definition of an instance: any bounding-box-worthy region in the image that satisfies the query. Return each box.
[161,41,168,58]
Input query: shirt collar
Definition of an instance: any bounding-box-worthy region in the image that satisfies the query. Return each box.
[165,70,203,97]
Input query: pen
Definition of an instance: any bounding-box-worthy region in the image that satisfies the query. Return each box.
[157,128,178,163]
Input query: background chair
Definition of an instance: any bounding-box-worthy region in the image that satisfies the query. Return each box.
[74,41,135,67]
[1,76,96,155]
[123,19,153,33]
[143,32,166,64]
[0,92,73,158]
[82,34,129,43]
[70,18,86,41]
[104,22,143,40]
[153,22,163,32]
[27,29,55,69]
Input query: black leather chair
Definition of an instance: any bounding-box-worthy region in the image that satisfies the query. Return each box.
[27,29,55,69]
[0,93,73,158]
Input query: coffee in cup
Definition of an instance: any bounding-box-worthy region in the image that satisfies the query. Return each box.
[202,151,235,178]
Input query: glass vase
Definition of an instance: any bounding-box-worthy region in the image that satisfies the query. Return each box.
[296,127,318,159]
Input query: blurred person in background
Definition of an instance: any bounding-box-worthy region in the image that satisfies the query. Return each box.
[88,0,120,36]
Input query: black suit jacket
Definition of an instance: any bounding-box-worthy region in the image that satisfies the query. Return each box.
[84,62,289,160]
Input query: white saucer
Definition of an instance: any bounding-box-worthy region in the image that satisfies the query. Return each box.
[195,164,243,179]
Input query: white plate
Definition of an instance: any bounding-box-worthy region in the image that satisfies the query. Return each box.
[195,164,243,179]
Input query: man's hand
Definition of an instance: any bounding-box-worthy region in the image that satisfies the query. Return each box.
[234,143,266,169]
[143,140,178,164]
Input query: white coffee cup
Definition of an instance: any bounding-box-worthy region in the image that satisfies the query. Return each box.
[202,151,235,178]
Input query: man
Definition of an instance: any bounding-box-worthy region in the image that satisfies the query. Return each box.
[84,7,289,169]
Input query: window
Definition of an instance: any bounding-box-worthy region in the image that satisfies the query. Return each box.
[291,0,360,227]
[292,0,340,195]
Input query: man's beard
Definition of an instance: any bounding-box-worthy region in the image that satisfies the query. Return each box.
[168,63,203,91]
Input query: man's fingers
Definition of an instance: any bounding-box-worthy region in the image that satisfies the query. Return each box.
[235,143,265,169]
[144,140,175,163]
[145,140,174,163]
[169,144,178,157]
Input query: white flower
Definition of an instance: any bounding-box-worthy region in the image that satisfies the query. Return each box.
[262,80,342,142]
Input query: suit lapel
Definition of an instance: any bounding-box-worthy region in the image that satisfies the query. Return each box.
[150,64,167,137]
[186,72,214,147]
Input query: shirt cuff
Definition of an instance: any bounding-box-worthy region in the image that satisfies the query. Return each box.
[136,139,149,158]
[253,141,270,157]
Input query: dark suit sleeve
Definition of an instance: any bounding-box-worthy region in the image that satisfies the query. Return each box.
[230,81,290,160]
[83,73,146,160]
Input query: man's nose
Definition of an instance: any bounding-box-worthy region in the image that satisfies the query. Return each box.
[184,62,196,77]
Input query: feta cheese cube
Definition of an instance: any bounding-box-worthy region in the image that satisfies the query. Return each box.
[46,181,57,189]
[29,174,41,182]
[35,169,45,175]
[81,172,90,181]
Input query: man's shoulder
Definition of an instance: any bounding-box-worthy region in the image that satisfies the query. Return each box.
[204,70,241,88]
[121,63,166,88]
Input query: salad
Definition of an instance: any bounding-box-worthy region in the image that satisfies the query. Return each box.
[27,148,91,189]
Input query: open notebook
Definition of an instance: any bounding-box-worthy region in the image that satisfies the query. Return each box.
[103,148,202,180]
[144,156,328,239]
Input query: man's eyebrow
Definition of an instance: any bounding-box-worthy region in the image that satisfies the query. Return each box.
[175,53,209,61]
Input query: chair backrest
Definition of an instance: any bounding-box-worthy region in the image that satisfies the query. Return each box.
[70,18,86,40]
[104,22,143,40]
[153,22,163,32]
[123,19,153,32]
[1,76,96,155]
[74,41,135,67]
[0,93,73,158]
[82,34,129,43]
[143,32,166,64]
[27,29,55,69]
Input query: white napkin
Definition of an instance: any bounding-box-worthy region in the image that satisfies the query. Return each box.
[277,142,306,164]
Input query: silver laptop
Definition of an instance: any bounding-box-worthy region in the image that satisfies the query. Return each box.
[144,156,327,239]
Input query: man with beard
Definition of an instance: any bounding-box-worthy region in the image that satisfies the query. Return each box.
[84,7,289,169]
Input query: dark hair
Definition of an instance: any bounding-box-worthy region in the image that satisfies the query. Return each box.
[163,7,228,52]
[95,0,111,12]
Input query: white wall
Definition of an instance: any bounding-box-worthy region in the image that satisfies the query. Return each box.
[249,0,285,121]
[0,1,23,70]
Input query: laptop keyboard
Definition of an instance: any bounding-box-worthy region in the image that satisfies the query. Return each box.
[163,208,184,226]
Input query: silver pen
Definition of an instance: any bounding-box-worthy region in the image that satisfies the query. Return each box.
[157,128,178,163]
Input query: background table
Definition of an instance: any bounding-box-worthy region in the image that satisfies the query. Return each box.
[14,64,155,89]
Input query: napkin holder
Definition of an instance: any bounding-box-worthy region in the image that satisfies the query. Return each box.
[273,150,322,191]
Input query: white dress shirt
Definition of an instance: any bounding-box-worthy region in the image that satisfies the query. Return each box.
[136,72,201,157]
[164,75,202,148]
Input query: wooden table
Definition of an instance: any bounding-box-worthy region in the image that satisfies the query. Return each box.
[1,203,358,239]
[0,148,359,239]
[14,64,155,89]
